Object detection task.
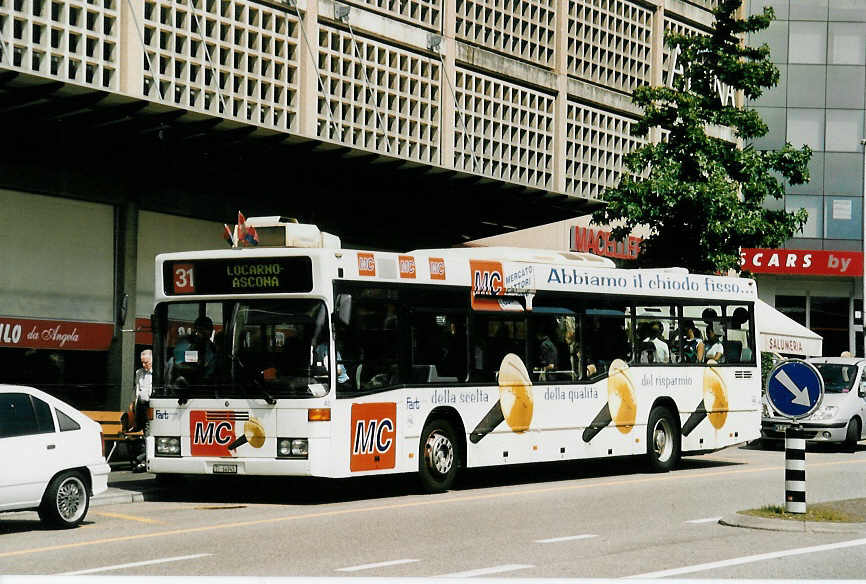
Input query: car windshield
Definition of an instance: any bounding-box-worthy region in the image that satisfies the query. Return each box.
[153,299,331,400]
[815,364,858,394]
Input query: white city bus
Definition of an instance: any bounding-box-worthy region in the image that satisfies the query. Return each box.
[146,217,761,491]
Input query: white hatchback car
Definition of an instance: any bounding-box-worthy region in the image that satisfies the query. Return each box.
[0,385,110,528]
[762,357,866,449]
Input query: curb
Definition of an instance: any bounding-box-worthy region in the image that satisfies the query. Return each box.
[91,486,163,508]
[720,512,866,534]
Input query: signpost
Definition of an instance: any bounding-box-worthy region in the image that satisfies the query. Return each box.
[765,359,825,513]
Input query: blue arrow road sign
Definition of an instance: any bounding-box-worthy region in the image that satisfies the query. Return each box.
[766,359,825,420]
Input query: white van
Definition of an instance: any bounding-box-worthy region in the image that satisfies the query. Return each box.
[0,385,111,528]
[761,357,866,449]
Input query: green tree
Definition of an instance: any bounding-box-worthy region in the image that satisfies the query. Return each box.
[592,0,810,274]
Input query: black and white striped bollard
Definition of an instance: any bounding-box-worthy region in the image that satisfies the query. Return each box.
[785,430,806,514]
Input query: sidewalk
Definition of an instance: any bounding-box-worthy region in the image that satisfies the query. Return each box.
[91,467,163,507]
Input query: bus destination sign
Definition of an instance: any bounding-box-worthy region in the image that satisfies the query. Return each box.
[165,257,313,295]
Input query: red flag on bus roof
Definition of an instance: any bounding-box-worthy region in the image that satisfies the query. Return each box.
[237,211,259,246]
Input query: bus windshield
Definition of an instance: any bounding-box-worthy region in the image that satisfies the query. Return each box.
[153,299,330,400]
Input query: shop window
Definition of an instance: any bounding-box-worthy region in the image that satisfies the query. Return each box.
[811,296,850,357]
[0,349,111,410]
[776,296,807,326]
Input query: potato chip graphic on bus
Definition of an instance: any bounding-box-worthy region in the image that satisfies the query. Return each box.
[682,366,728,436]
[227,417,267,450]
[582,359,636,442]
[470,353,534,443]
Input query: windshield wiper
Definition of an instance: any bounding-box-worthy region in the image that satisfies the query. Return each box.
[233,355,277,405]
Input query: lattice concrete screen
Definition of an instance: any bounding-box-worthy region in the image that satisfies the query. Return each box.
[565,100,642,199]
[316,24,440,164]
[0,0,119,89]
[454,67,554,189]
[141,0,300,131]
[455,0,555,68]
[662,16,708,88]
[567,0,652,94]
[341,0,440,32]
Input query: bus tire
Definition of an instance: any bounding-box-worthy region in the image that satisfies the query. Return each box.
[38,471,90,528]
[844,418,860,452]
[418,418,458,493]
[646,406,680,472]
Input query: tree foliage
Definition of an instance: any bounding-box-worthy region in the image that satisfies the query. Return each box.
[592,0,810,274]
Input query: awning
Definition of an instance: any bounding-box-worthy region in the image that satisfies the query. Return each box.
[755,299,823,357]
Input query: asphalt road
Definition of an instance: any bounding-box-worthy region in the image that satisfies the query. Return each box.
[2,441,866,578]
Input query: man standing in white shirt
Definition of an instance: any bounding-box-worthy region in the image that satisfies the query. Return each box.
[131,349,152,472]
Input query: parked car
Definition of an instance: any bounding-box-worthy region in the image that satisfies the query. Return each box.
[762,357,866,450]
[0,385,110,528]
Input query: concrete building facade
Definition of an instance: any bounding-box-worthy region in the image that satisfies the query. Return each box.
[0,0,719,409]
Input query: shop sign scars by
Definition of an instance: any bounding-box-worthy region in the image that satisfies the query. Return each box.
[740,249,863,277]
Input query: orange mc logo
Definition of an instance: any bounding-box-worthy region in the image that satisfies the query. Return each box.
[469,260,507,311]
[398,255,416,279]
[429,257,446,280]
[470,260,504,296]
[350,403,396,471]
[358,253,376,277]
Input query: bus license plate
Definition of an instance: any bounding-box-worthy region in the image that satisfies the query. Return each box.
[213,464,237,474]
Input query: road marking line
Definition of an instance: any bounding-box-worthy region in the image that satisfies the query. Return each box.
[436,564,533,577]
[685,517,722,524]
[535,534,598,543]
[2,457,863,559]
[57,553,211,575]
[627,537,866,578]
[336,559,419,572]
[94,511,165,524]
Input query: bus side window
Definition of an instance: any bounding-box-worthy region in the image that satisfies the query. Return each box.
[470,314,526,383]
[409,311,466,384]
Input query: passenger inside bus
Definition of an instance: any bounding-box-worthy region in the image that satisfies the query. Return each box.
[639,321,670,364]
[170,316,217,386]
[680,320,705,363]
[534,324,559,374]
[704,327,725,363]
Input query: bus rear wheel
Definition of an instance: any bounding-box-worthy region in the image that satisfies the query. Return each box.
[647,406,680,472]
[418,418,458,493]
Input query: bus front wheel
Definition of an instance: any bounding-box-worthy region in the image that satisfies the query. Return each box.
[647,406,680,472]
[418,418,458,493]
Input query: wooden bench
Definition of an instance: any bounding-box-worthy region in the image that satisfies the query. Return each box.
[81,411,143,463]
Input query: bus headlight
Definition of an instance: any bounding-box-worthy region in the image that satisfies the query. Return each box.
[155,436,181,456]
[277,437,308,459]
